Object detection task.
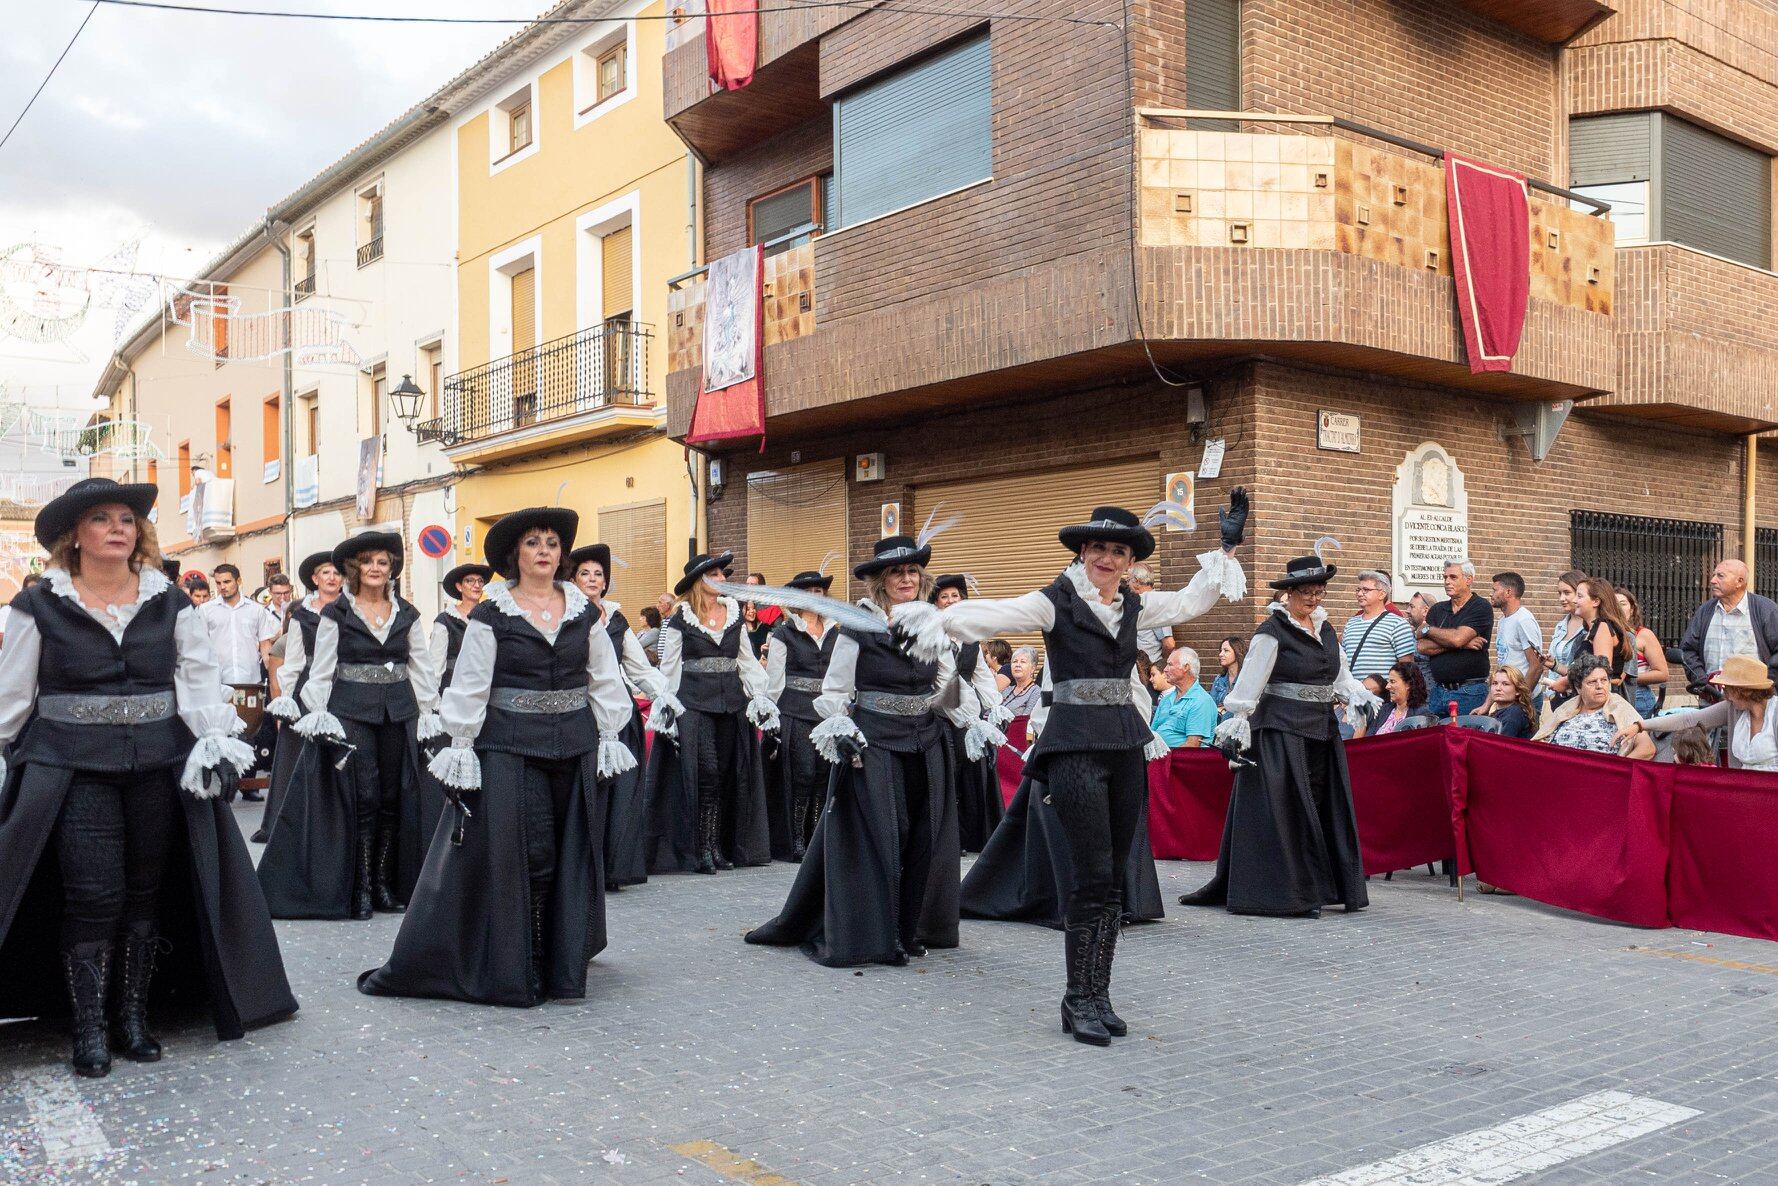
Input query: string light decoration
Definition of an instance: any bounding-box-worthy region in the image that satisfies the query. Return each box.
[169,281,361,367]
[0,240,160,347]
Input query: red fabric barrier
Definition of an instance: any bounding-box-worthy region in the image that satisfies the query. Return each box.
[995,717,1029,808]
[1348,730,1461,877]
[1147,749,1233,862]
[1459,731,1671,929]
[1668,766,1778,943]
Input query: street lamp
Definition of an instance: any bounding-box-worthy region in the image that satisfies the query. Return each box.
[388,374,426,431]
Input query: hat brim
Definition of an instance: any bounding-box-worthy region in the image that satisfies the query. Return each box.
[853,545,932,580]
[567,544,613,592]
[675,550,735,596]
[483,508,580,579]
[332,531,405,579]
[1710,669,1774,691]
[788,575,834,592]
[297,550,337,591]
[1269,565,1337,590]
[34,481,159,551]
[1058,524,1156,563]
[441,563,494,599]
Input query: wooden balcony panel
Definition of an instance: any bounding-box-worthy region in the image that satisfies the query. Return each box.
[1453,0,1614,43]
[664,34,828,162]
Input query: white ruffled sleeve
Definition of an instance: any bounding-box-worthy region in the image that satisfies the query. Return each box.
[407,613,444,740]
[173,606,255,798]
[430,619,493,790]
[617,627,664,703]
[809,632,864,762]
[1331,647,1380,714]
[939,589,1055,644]
[293,616,345,741]
[585,623,639,778]
[1137,549,1248,628]
[764,629,788,704]
[268,622,306,718]
[0,610,42,779]
[647,621,685,731]
[738,627,779,731]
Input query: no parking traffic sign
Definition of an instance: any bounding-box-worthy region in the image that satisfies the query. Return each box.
[416,524,453,559]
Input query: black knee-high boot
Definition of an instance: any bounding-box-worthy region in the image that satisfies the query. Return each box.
[62,942,112,1078]
[790,788,810,862]
[372,808,404,913]
[695,790,718,874]
[1060,922,1110,1046]
[112,922,163,1062]
[352,821,375,921]
[1092,900,1127,1037]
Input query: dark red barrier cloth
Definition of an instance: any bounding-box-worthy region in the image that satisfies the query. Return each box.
[706,0,757,91]
[996,718,1028,808]
[1445,154,1530,374]
[1668,766,1778,943]
[1147,749,1232,862]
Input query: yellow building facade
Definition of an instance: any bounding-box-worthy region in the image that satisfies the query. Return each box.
[441,0,702,605]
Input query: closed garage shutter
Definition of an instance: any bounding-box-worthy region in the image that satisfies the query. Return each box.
[599,499,668,611]
[914,457,1159,650]
[747,460,849,600]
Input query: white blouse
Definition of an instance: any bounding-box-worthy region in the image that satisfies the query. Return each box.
[654,597,771,708]
[764,612,831,704]
[297,590,443,720]
[813,600,960,721]
[1219,603,1375,719]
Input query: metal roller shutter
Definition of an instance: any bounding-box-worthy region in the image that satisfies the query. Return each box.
[599,499,668,611]
[1185,0,1241,124]
[1569,113,1653,187]
[601,227,633,319]
[1662,116,1771,269]
[914,458,1160,651]
[746,460,850,600]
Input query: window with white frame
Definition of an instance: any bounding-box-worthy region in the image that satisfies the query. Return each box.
[356,180,384,267]
[494,85,536,163]
[575,29,632,119]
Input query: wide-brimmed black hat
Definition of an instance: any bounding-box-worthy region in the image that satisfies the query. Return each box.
[853,535,931,580]
[332,530,405,579]
[483,508,579,579]
[675,551,734,596]
[930,573,969,602]
[34,477,159,550]
[1057,506,1155,563]
[160,557,183,583]
[787,569,833,592]
[567,544,613,591]
[297,550,337,592]
[441,562,494,600]
[1270,555,1338,590]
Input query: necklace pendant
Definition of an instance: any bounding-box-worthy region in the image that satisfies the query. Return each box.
[541,609,554,622]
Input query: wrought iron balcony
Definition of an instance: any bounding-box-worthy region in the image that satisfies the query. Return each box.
[356,236,384,268]
[418,320,653,448]
[294,274,316,301]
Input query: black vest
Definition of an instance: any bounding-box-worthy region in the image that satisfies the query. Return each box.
[1247,612,1342,740]
[469,597,599,758]
[668,605,746,714]
[1029,574,1150,766]
[285,603,321,701]
[323,596,421,724]
[848,623,942,753]
[433,610,468,689]
[772,618,838,723]
[14,579,191,772]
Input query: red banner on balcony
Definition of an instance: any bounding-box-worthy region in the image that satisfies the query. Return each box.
[688,244,765,446]
[706,0,757,92]
[1445,153,1531,374]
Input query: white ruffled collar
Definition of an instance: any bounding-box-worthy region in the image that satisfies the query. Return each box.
[43,564,171,609]
[785,609,828,637]
[1065,560,1125,607]
[441,602,470,622]
[485,579,590,626]
[676,596,738,641]
[1269,600,1329,635]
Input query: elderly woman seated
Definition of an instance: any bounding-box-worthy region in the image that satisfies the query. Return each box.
[1533,653,1655,758]
[1615,653,1778,770]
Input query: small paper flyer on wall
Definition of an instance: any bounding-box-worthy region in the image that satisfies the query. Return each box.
[1199,439,1225,479]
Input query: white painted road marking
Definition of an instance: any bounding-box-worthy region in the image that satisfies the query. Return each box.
[1296,1090,1701,1186]
[10,1070,111,1164]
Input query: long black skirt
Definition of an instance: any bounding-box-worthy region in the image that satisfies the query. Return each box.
[359,748,606,1007]
[0,760,298,1037]
[1178,727,1368,916]
[643,706,771,872]
[948,723,1005,854]
[254,719,301,841]
[745,742,959,967]
[959,773,1164,928]
[256,720,440,919]
[604,711,650,888]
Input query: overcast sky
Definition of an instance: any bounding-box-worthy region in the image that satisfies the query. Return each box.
[0,0,507,432]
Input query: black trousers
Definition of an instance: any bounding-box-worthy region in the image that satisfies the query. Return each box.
[520,756,579,897]
[1045,749,1147,929]
[54,771,177,948]
[892,749,934,951]
[783,718,827,844]
[694,711,737,852]
[342,718,406,831]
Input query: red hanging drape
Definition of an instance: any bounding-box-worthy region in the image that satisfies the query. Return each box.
[1445,153,1531,374]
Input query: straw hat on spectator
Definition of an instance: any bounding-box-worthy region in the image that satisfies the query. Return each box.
[1711,653,1773,691]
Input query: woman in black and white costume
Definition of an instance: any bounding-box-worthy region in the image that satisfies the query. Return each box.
[931,574,1014,854]
[644,552,778,874]
[360,508,637,1006]
[762,568,842,861]
[933,497,1248,1045]
[745,530,968,967]
[0,478,296,1078]
[254,550,343,844]
[262,531,444,920]
[430,561,493,690]
[1180,546,1378,919]
[568,542,661,892]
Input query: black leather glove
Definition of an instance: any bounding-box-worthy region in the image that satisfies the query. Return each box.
[835,733,866,766]
[762,731,782,761]
[208,761,242,801]
[1214,736,1256,771]
[1219,486,1249,551]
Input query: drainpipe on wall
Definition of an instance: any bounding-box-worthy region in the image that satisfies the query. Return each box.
[1746,434,1759,586]
[684,150,706,562]
[267,216,294,571]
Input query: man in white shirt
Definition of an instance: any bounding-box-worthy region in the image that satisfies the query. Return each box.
[199,564,280,800]
[1489,571,1544,686]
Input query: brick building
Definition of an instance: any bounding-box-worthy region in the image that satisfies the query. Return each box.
[659,0,1778,668]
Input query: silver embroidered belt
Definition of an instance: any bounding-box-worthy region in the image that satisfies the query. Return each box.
[1266,681,1340,703]
[857,690,934,716]
[1052,678,1134,706]
[38,691,176,726]
[339,662,409,684]
[783,676,824,694]
[491,687,589,714]
[683,657,738,673]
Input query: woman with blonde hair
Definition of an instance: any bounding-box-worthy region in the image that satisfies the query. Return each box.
[1476,664,1535,739]
[0,478,295,1078]
[643,551,778,874]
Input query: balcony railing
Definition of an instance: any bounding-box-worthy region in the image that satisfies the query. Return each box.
[418,320,653,447]
[356,236,384,268]
[294,274,315,301]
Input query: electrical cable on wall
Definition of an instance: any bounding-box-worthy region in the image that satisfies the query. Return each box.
[83,0,1120,28]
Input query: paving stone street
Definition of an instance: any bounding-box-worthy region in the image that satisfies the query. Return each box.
[4,800,1777,1186]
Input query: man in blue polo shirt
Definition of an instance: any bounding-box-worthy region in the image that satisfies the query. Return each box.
[1152,647,1218,748]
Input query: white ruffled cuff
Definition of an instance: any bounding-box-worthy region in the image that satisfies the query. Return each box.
[746,696,781,733]
[963,717,1007,762]
[293,709,346,742]
[598,736,638,779]
[891,600,950,664]
[986,701,1015,728]
[1197,549,1248,603]
[1213,715,1251,751]
[1143,730,1170,761]
[416,711,445,742]
[646,696,681,738]
[428,744,481,790]
[1341,681,1382,716]
[180,734,256,798]
[0,755,9,790]
[267,695,300,721]
[810,715,867,764]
